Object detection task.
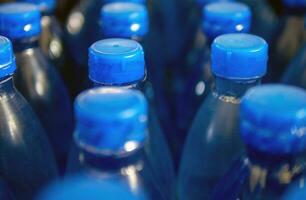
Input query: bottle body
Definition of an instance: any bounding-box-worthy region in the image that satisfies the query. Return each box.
[282,44,306,89]
[178,91,243,199]
[14,45,74,172]
[213,150,306,200]
[68,144,167,200]
[178,77,261,200]
[0,78,57,200]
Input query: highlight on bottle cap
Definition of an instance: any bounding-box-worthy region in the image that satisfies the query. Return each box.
[241,84,306,154]
[211,33,268,79]
[89,38,145,85]
[74,87,148,155]
[203,2,251,40]
[101,2,149,38]
[0,36,16,79]
[37,175,148,200]
[16,0,56,13]
[0,3,41,40]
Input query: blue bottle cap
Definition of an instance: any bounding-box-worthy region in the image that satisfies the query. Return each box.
[103,0,146,4]
[197,0,234,7]
[74,87,148,155]
[0,36,16,79]
[0,3,41,40]
[241,85,306,155]
[101,2,149,38]
[89,38,145,85]
[282,0,306,8]
[16,0,56,14]
[211,33,268,80]
[203,2,251,40]
[37,175,148,200]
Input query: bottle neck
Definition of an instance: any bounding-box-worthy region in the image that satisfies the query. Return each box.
[79,145,146,172]
[0,76,15,94]
[12,37,40,53]
[93,82,139,89]
[246,147,305,193]
[213,76,261,101]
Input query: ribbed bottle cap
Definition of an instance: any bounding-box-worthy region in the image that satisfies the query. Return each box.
[37,175,147,200]
[282,0,306,8]
[241,85,306,155]
[211,33,268,79]
[203,2,251,40]
[103,0,146,4]
[74,87,148,155]
[89,38,145,85]
[197,0,234,7]
[0,36,16,79]
[101,2,148,38]
[0,3,41,40]
[16,0,56,13]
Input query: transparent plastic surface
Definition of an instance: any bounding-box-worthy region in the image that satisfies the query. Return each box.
[0,77,57,200]
[68,143,168,200]
[213,150,306,200]
[178,77,260,200]
[282,44,306,89]
[14,44,74,172]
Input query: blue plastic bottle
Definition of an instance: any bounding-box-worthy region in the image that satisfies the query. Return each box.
[37,174,148,200]
[0,3,74,172]
[282,43,306,89]
[67,88,168,199]
[174,2,251,160]
[100,2,173,164]
[0,36,57,200]
[178,33,268,200]
[213,85,306,200]
[68,38,175,200]
[16,0,64,68]
[265,0,306,82]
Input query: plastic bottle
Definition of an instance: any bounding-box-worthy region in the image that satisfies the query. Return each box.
[213,84,306,200]
[265,0,306,82]
[0,3,74,173]
[100,2,174,166]
[67,87,168,199]
[0,36,57,200]
[16,0,65,69]
[173,2,252,159]
[37,174,148,200]
[68,38,175,200]
[282,43,306,89]
[178,33,268,200]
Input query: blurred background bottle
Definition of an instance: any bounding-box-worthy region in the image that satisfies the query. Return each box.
[178,33,268,200]
[0,35,57,200]
[0,3,74,173]
[282,33,306,89]
[265,0,306,82]
[213,85,306,200]
[67,87,170,199]
[170,2,251,163]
